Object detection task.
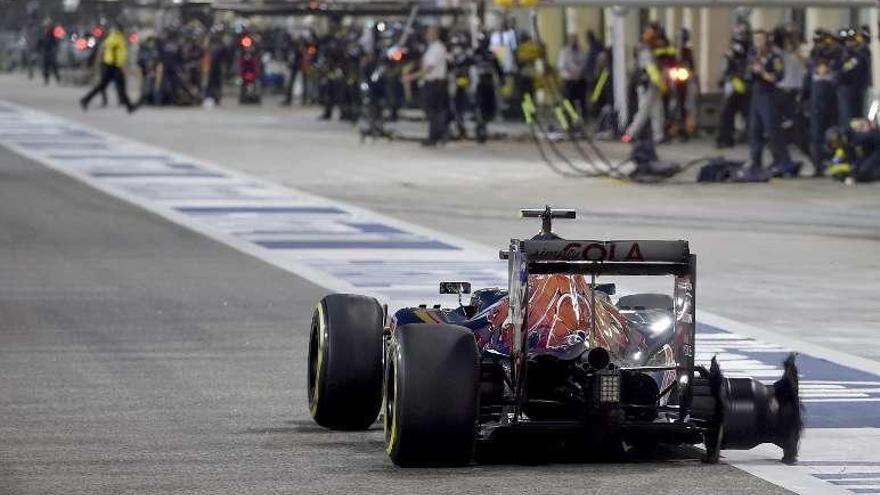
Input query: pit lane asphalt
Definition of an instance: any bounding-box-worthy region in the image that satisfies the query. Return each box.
[0,146,792,493]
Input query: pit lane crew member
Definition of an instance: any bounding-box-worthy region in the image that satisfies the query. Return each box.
[825,120,880,184]
[403,25,449,146]
[803,29,839,177]
[80,23,138,113]
[737,29,793,181]
[558,34,587,120]
[623,24,666,144]
[716,34,750,148]
[837,28,870,127]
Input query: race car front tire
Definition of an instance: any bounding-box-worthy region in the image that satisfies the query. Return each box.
[308,294,384,430]
[384,324,479,467]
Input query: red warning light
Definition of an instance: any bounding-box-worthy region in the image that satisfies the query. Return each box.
[75,38,88,51]
[388,46,405,62]
[92,26,105,38]
[52,25,66,39]
[128,33,139,44]
[240,35,253,48]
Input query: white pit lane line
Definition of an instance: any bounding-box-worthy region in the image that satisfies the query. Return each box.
[2,100,879,495]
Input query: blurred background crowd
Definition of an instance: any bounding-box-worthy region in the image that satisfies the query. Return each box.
[2,0,880,183]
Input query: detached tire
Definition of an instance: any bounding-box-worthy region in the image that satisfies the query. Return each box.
[308,294,384,430]
[384,324,479,467]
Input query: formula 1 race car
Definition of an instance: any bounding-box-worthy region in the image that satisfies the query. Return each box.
[306,207,802,467]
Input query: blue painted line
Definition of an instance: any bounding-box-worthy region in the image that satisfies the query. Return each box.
[19,142,109,149]
[255,240,459,250]
[90,172,226,178]
[0,131,99,139]
[241,230,346,235]
[850,489,880,494]
[49,154,170,160]
[115,183,276,201]
[168,162,209,171]
[814,473,880,480]
[177,206,345,214]
[237,230,419,237]
[345,222,405,234]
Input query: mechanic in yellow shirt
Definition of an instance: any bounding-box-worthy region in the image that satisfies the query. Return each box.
[80,23,138,113]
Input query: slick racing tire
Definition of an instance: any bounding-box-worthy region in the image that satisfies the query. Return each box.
[384,324,479,467]
[308,294,384,430]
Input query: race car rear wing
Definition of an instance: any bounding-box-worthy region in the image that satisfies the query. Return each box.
[502,239,691,276]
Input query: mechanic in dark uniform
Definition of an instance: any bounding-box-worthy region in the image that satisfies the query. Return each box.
[157,32,183,105]
[472,32,503,142]
[340,33,363,122]
[857,26,873,103]
[37,21,61,85]
[281,34,302,106]
[737,30,793,181]
[318,33,347,120]
[825,121,880,184]
[716,35,750,148]
[204,32,229,105]
[837,28,869,127]
[802,29,840,176]
[449,32,473,140]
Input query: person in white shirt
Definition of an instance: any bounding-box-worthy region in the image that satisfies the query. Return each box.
[404,26,449,146]
[623,25,666,144]
[557,34,587,119]
[777,28,805,133]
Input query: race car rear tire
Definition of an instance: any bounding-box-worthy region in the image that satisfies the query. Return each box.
[308,294,384,430]
[384,324,479,467]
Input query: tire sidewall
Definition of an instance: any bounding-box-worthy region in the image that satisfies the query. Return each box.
[384,323,479,467]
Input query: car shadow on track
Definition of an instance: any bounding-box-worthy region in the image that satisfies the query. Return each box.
[243,419,708,468]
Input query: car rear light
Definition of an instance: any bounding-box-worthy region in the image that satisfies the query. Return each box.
[597,372,620,404]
